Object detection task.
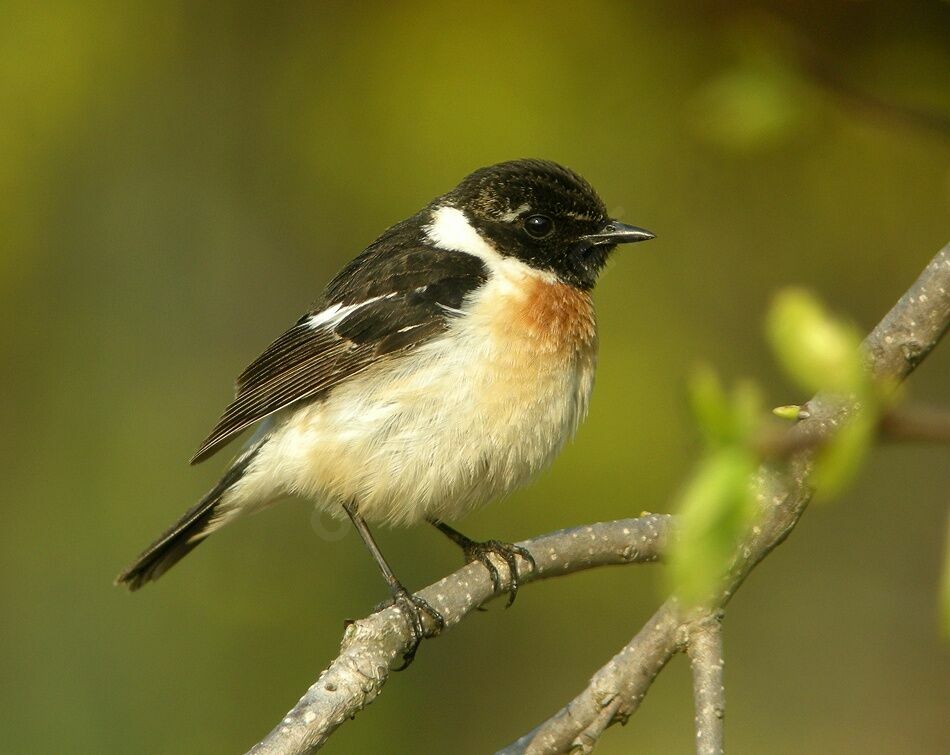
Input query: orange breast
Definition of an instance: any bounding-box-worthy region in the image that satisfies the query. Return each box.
[510,276,597,356]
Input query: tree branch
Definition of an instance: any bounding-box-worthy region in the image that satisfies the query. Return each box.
[496,599,682,755]
[249,244,948,755]
[246,515,674,755]
[687,616,725,755]
[500,243,949,753]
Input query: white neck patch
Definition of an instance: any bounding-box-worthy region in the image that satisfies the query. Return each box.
[424,205,502,265]
[424,204,558,285]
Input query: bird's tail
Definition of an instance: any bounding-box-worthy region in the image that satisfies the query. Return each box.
[115,448,260,591]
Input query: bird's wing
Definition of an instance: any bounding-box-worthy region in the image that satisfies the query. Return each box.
[190,245,488,464]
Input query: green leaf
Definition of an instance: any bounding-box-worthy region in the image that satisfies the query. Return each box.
[767,288,880,500]
[767,289,866,395]
[811,406,876,500]
[668,448,757,604]
[690,58,810,152]
[690,365,761,448]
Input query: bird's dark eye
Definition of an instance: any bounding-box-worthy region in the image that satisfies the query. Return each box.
[523,214,554,239]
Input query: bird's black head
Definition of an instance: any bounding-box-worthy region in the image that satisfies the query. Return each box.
[426,159,653,290]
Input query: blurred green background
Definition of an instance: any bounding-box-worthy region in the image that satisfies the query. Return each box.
[2,1,948,752]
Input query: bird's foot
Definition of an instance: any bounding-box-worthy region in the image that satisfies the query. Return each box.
[462,539,536,608]
[386,587,444,669]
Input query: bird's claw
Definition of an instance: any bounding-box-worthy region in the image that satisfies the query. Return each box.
[387,587,444,669]
[463,540,536,608]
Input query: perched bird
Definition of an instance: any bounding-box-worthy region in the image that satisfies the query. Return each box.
[117,159,653,662]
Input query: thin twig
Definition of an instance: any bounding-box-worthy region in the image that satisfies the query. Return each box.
[794,36,950,140]
[880,404,950,444]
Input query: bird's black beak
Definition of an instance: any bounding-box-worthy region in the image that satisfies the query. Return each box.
[582,219,655,246]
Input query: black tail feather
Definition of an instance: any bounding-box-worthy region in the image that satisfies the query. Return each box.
[116,449,259,591]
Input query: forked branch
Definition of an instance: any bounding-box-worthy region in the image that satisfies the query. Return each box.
[248,516,674,754]
[501,243,949,753]
[250,244,948,755]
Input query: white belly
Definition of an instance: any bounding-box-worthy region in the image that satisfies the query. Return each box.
[229,271,598,526]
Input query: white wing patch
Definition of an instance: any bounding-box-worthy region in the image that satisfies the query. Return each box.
[305,294,393,330]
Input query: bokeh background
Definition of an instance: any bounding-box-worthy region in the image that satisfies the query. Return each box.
[2,1,948,753]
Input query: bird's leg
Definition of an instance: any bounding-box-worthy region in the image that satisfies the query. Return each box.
[428,519,536,607]
[343,500,444,668]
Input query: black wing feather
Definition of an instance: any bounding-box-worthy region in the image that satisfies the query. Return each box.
[190,243,488,464]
